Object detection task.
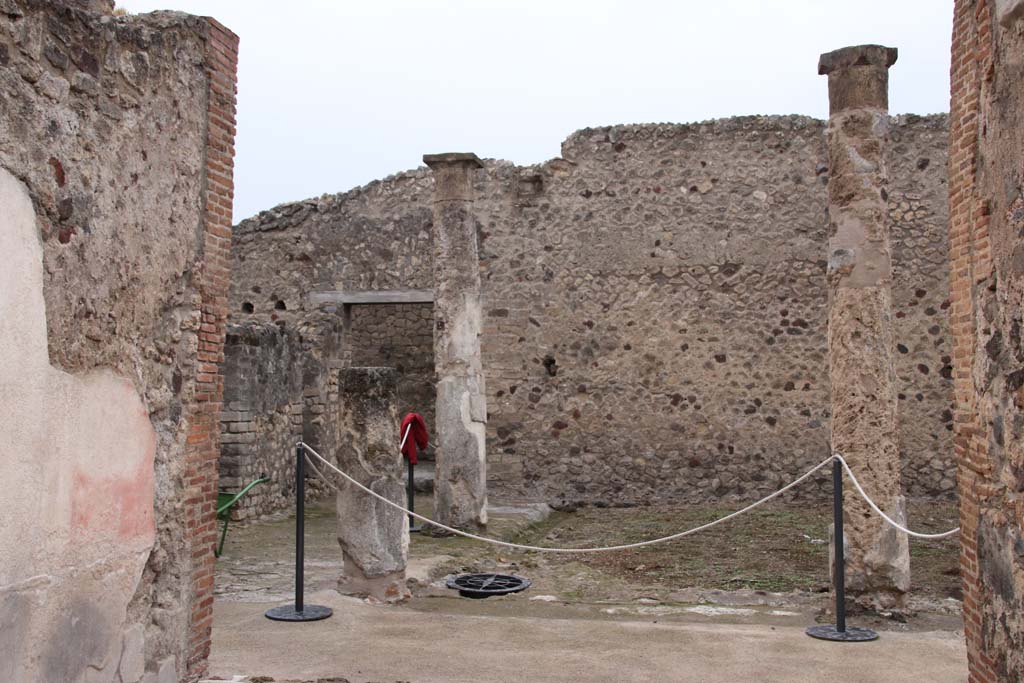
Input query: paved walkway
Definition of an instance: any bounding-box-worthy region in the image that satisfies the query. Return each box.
[211,590,967,683]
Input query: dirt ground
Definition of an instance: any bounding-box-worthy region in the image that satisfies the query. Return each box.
[216,494,962,631]
[211,494,964,683]
[411,497,963,629]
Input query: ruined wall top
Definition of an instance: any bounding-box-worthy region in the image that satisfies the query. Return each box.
[229,111,951,506]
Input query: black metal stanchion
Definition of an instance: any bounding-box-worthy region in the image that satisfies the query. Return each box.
[807,458,877,642]
[266,444,333,622]
[407,458,423,533]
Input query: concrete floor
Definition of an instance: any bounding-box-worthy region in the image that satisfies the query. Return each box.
[211,590,967,683]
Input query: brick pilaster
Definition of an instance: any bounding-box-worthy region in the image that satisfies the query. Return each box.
[948,1,997,681]
[185,17,238,682]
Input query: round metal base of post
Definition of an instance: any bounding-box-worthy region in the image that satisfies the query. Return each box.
[265,604,333,622]
[806,625,878,642]
[410,524,424,533]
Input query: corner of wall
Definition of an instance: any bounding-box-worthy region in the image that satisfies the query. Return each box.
[184,16,238,681]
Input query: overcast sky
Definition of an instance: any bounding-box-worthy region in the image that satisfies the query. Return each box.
[118,0,954,222]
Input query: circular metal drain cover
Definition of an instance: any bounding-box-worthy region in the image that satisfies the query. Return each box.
[446,573,531,599]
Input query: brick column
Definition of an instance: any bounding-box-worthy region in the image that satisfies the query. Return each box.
[424,153,488,531]
[185,17,238,681]
[819,45,910,611]
[336,367,409,602]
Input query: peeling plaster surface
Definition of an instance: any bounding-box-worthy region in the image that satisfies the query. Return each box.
[0,169,156,682]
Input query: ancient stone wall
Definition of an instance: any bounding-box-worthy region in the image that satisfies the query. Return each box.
[949,1,1024,680]
[221,323,304,518]
[348,303,437,443]
[230,113,951,509]
[218,318,347,518]
[888,115,956,496]
[0,3,236,682]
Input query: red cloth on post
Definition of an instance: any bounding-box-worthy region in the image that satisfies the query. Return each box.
[400,412,429,465]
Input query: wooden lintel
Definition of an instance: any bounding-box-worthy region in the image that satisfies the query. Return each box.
[309,289,435,306]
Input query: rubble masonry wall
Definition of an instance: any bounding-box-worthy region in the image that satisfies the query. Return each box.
[230,114,950,509]
[0,3,237,681]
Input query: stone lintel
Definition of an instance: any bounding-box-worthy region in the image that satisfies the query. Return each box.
[819,45,897,114]
[423,153,484,169]
[309,289,434,306]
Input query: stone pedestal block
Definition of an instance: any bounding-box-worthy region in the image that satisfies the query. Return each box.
[820,45,910,610]
[335,367,409,601]
[424,153,489,531]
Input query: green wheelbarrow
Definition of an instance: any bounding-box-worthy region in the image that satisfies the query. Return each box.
[215,475,269,557]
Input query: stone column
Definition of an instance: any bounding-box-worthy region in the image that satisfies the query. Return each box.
[336,367,409,601]
[819,45,910,610]
[423,153,488,531]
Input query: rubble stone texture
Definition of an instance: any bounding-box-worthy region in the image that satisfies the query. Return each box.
[230,113,951,513]
[819,45,911,609]
[220,323,304,517]
[424,153,490,530]
[949,1,1024,680]
[0,2,237,680]
[219,319,347,520]
[335,367,410,601]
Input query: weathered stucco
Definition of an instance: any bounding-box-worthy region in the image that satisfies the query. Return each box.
[0,2,237,680]
[425,153,489,531]
[0,166,157,683]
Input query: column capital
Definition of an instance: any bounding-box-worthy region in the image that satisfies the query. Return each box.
[423,152,484,170]
[818,45,897,114]
[423,153,483,202]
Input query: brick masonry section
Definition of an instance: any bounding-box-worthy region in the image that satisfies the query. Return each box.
[349,303,437,442]
[219,321,344,519]
[186,17,239,681]
[949,0,1024,680]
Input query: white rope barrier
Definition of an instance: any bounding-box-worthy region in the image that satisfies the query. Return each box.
[833,454,960,539]
[302,442,836,553]
[302,442,959,550]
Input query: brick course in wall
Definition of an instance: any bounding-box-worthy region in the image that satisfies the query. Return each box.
[218,315,347,519]
[949,1,1024,680]
[348,303,437,448]
[185,17,238,681]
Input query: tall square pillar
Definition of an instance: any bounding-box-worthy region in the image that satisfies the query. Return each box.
[424,153,488,531]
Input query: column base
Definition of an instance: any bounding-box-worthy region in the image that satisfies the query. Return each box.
[339,560,410,603]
